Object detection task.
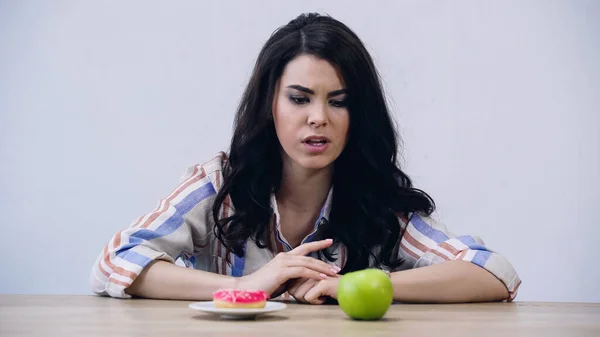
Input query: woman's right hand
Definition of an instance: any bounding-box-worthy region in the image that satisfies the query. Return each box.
[235,239,341,296]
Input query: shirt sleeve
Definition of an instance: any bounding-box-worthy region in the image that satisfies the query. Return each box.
[89,163,219,298]
[396,212,522,301]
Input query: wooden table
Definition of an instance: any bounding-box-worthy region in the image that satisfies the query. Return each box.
[1,295,599,337]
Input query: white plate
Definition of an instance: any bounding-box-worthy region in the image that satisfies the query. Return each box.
[189,301,287,319]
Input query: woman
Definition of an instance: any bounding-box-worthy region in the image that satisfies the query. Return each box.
[90,13,520,304]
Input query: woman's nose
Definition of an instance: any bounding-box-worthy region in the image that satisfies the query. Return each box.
[307,104,328,127]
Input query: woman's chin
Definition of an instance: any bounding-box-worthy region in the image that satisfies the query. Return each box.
[295,156,336,171]
[281,150,339,172]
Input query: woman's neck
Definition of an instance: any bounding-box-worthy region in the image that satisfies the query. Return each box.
[277,160,332,213]
[275,159,332,247]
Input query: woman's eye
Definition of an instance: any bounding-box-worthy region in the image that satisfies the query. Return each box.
[329,99,347,108]
[289,96,309,105]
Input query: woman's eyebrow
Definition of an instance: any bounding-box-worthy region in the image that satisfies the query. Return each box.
[286,84,347,98]
[287,84,314,94]
[327,89,347,98]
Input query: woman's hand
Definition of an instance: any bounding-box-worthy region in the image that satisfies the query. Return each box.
[236,239,340,296]
[287,275,340,304]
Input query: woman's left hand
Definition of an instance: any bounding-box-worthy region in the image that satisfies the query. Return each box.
[287,276,340,304]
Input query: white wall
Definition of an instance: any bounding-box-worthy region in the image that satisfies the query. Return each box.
[1,0,598,302]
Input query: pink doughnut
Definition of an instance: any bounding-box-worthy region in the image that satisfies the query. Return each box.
[213,289,269,308]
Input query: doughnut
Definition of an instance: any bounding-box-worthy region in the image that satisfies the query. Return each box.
[212,289,269,309]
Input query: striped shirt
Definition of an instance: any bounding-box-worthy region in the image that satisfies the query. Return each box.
[90,152,522,301]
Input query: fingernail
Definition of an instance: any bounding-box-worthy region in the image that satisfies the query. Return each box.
[330,267,340,274]
[325,239,333,243]
[319,273,328,279]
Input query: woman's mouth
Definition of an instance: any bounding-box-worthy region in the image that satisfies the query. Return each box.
[302,136,330,154]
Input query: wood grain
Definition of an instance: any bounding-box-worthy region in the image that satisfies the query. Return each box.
[1,295,599,337]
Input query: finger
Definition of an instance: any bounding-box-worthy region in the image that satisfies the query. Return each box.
[283,267,329,283]
[293,279,319,303]
[288,278,316,303]
[285,255,340,276]
[289,239,333,256]
[304,281,327,305]
[287,278,310,294]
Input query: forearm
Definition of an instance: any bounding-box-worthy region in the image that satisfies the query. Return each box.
[125,261,237,300]
[391,260,509,303]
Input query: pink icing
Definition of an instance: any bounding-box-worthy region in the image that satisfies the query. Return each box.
[213,289,270,304]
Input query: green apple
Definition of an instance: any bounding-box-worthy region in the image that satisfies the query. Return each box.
[337,268,393,320]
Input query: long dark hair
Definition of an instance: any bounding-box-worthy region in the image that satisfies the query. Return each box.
[212,13,435,273]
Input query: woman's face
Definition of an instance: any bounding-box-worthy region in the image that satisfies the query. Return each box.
[272,55,350,172]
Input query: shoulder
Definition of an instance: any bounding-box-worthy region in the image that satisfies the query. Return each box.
[199,151,229,176]
[397,211,450,233]
[179,151,229,192]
